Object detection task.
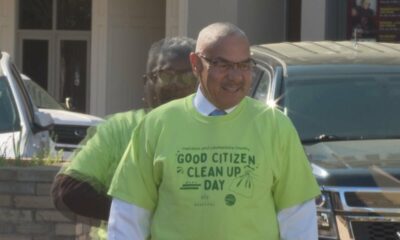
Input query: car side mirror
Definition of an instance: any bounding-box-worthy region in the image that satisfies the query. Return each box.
[34,111,54,130]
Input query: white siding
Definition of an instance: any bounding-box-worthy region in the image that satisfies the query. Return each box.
[301,0,326,41]
[166,0,286,45]
[0,0,16,57]
[91,0,165,116]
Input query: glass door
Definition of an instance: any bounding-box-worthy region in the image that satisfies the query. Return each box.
[58,39,89,112]
[17,0,91,113]
[22,39,50,89]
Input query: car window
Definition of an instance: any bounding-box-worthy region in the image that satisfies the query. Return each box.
[252,66,272,103]
[23,79,64,110]
[282,75,400,141]
[0,76,21,133]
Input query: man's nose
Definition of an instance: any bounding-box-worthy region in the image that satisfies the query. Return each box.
[227,66,244,81]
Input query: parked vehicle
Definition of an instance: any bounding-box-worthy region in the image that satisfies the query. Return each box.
[0,52,53,158]
[250,41,400,240]
[0,51,103,159]
[21,74,103,159]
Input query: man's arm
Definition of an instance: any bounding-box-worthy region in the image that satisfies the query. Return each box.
[272,113,320,239]
[51,113,138,220]
[51,173,111,220]
[277,199,318,240]
[108,198,151,239]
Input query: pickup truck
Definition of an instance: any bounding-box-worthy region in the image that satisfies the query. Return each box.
[250,41,400,240]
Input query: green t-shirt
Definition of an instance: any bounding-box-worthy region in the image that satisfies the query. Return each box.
[63,109,147,193]
[109,95,320,240]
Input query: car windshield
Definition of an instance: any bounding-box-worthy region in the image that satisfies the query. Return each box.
[0,76,21,133]
[282,74,400,142]
[23,79,64,110]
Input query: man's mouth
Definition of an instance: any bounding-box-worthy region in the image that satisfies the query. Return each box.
[222,85,241,93]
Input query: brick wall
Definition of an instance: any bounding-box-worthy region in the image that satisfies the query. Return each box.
[0,166,93,240]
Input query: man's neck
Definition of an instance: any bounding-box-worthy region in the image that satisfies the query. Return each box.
[193,87,236,116]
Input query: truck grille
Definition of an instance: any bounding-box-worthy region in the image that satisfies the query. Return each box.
[345,192,400,208]
[323,187,400,240]
[351,221,400,240]
[51,125,89,145]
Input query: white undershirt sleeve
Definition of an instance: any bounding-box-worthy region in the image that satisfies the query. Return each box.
[277,199,318,240]
[107,198,317,240]
[108,198,151,240]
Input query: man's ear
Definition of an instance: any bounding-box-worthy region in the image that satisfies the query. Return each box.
[189,52,203,76]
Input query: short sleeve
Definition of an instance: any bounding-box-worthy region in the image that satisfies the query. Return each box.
[108,120,158,211]
[272,116,321,212]
[65,120,117,192]
[64,111,141,192]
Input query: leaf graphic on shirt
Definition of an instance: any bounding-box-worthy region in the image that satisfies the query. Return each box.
[230,164,257,198]
[177,167,184,174]
[236,178,244,187]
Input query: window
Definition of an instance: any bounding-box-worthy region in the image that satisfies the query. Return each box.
[0,77,21,133]
[22,40,49,89]
[57,0,91,30]
[252,66,272,103]
[18,0,91,30]
[18,0,92,113]
[19,0,53,30]
[23,78,64,110]
[283,75,400,140]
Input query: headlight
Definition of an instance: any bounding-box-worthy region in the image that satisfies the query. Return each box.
[316,191,338,239]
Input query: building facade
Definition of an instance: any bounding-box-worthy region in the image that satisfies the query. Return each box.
[1,0,337,117]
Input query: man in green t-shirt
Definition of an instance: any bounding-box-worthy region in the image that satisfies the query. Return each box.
[108,22,321,240]
[51,37,197,223]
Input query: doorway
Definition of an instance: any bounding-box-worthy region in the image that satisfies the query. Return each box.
[17,0,91,113]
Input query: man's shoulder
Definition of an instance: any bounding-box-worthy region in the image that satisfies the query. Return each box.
[244,97,291,124]
[245,97,283,115]
[89,109,147,136]
[100,109,145,126]
[106,109,146,121]
[148,95,191,117]
[245,97,267,109]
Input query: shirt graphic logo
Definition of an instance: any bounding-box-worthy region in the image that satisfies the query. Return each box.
[225,194,236,206]
[175,146,258,206]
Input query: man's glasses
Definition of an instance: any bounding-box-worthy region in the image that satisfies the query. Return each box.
[143,69,197,85]
[197,53,256,72]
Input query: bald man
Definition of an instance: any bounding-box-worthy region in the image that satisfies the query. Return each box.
[108,22,321,240]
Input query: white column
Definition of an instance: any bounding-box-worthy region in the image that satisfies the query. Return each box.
[90,0,108,116]
[0,0,16,57]
[166,0,187,37]
[90,0,165,116]
[167,0,238,39]
[301,0,326,41]
[104,0,165,115]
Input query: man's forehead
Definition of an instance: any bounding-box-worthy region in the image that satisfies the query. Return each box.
[203,35,250,60]
[196,23,248,50]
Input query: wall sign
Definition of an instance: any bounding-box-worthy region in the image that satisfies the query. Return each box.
[348,0,400,42]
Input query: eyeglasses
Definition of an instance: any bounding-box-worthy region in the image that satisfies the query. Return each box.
[197,53,256,72]
[143,69,197,85]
